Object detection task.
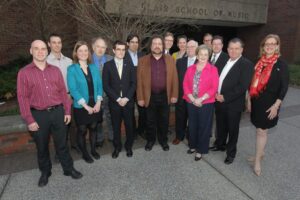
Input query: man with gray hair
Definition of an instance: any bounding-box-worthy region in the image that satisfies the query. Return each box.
[173,40,198,145]
[91,37,114,147]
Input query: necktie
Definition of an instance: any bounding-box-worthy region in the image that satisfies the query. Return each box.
[117,62,122,78]
[211,54,216,64]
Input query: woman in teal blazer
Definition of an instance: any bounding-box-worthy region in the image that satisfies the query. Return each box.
[67,41,103,163]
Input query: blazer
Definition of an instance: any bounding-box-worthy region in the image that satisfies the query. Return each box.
[215,56,254,112]
[137,54,179,107]
[67,63,103,108]
[102,59,136,105]
[124,50,145,67]
[255,58,289,100]
[183,62,219,104]
[176,56,197,102]
[213,51,229,75]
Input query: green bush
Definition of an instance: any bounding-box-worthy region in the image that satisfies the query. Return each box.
[0,56,31,99]
[289,64,300,86]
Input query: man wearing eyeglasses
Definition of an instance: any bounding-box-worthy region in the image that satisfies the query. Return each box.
[102,40,136,158]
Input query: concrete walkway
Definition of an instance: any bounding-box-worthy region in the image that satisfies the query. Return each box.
[0,87,300,200]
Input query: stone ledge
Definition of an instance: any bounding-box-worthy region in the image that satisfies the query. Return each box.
[0,115,27,135]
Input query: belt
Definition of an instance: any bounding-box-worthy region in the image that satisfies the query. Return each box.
[31,104,62,112]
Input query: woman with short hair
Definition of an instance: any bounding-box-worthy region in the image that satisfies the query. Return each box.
[183,44,219,161]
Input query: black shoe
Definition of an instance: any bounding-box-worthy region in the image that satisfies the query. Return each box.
[145,141,155,151]
[82,154,94,163]
[161,143,169,151]
[91,151,100,160]
[187,149,196,154]
[71,145,81,153]
[96,141,104,148]
[224,157,234,165]
[112,149,120,159]
[38,172,51,187]
[210,146,226,152]
[126,149,133,157]
[64,168,83,179]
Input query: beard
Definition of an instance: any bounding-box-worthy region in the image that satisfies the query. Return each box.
[151,48,163,56]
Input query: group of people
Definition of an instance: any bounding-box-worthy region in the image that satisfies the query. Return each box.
[17,31,289,187]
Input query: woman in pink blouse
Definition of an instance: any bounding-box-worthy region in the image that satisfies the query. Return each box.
[183,44,219,161]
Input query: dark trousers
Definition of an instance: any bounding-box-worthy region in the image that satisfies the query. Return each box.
[215,109,242,158]
[187,103,214,154]
[175,100,188,140]
[146,93,169,145]
[132,99,147,136]
[109,102,134,150]
[31,106,73,174]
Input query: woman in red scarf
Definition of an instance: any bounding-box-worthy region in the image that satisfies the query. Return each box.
[247,34,289,176]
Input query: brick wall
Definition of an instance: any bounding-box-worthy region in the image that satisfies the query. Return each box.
[0,2,77,65]
[237,0,300,63]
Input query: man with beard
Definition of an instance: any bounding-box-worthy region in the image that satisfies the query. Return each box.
[137,35,178,151]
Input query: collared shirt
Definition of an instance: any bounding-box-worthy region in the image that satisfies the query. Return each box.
[218,56,241,93]
[187,56,196,67]
[128,50,138,66]
[164,49,170,55]
[114,58,123,79]
[46,52,72,91]
[210,51,222,64]
[92,53,113,73]
[17,62,71,125]
[150,55,166,93]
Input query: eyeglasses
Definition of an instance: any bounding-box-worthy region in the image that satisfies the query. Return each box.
[264,43,277,47]
[115,48,125,51]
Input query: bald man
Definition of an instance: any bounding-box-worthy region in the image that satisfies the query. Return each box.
[173,40,198,145]
[17,40,82,187]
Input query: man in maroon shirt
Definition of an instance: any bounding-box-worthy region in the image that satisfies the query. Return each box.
[137,35,178,151]
[17,40,82,187]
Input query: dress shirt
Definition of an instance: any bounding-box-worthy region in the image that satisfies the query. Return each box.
[218,56,241,93]
[187,56,196,67]
[46,52,72,91]
[17,62,71,125]
[150,55,166,93]
[128,50,138,66]
[210,51,221,64]
[114,58,123,96]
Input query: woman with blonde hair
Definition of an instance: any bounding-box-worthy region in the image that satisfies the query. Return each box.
[247,34,289,176]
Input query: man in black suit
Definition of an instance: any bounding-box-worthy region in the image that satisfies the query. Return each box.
[124,34,146,140]
[103,40,136,158]
[209,35,229,149]
[214,38,254,164]
[173,40,198,145]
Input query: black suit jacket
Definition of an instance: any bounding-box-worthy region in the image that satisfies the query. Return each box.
[124,51,145,67]
[176,57,197,102]
[215,56,254,112]
[102,59,136,106]
[213,52,229,75]
[260,58,289,100]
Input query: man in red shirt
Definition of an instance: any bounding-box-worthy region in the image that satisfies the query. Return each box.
[17,40,82,187]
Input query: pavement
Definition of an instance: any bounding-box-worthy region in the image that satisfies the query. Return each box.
[0,87,300,200]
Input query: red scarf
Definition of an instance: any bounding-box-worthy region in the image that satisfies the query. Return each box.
[249,54,279,97]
